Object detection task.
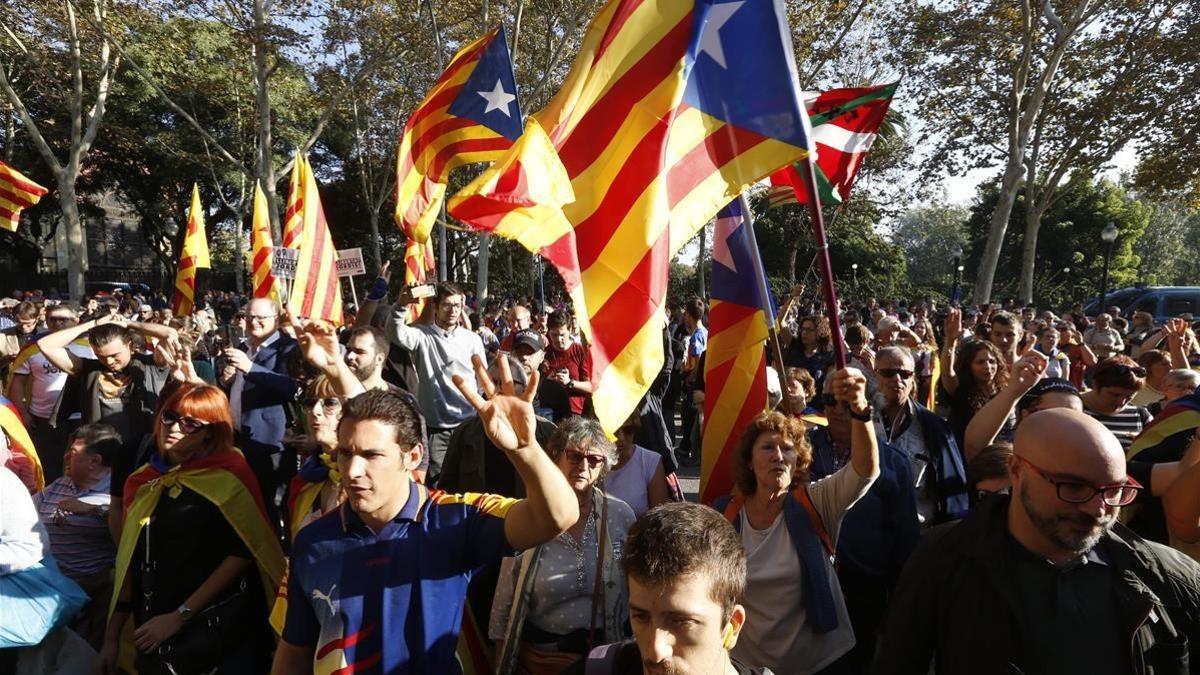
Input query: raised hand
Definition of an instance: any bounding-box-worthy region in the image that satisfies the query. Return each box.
[296,319,341,374]
[944,307,962,344]
[1009,350,1048,394]
[453,354,540,454]
[830,366,870,415]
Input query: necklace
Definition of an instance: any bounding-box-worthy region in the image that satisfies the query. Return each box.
[558,505,596,593]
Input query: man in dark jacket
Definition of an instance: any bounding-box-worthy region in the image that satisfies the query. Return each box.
[874,408,1200,675]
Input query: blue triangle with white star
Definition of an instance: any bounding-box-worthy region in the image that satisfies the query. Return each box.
[682,0,812,151]
[448,26,524,142]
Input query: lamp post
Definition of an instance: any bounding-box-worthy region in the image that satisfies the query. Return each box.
[851,263,858,284]
[951,245,964,305]
[1063,266,1071,292]
[1098,222,1118,314]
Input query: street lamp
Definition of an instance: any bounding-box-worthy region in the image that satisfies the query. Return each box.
[1098,222,1118,314]
[951,245,964,305]
[851,263,858,283]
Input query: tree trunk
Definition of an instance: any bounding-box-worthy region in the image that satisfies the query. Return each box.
[57,183,86,300]
[366,208,383,276]
[1017,200,1047,304]
[477,233,491,305]
[234,216,245,293]
[252,0,281,244]
[974,157,1024,303]
[696,226,707,297]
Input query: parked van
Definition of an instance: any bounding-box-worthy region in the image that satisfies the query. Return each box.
[1095,286,1200,324]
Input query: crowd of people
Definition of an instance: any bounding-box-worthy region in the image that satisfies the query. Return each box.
[2,273,1200,675]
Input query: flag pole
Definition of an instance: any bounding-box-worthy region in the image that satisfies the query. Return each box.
[737,194,793,413]
[793,158,847,369]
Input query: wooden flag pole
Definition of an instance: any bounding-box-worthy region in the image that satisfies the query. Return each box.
[793,158,847,369]
[737,194,793,414]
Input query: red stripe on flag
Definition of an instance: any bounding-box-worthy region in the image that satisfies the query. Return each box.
[403,92,475,164]
[583,233,670,377]
[0,170,48,197]
[701,352,767,505]
[0,207,19,222]
[428,136,512,180]
[0,186,37,209]
[707,301,760,335]
[253,248,271,268]
[555,15,691,174]
[595,0,651,61]
[662,116,767,206]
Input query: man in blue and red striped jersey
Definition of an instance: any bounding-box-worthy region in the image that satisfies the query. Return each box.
[272,366,577,674]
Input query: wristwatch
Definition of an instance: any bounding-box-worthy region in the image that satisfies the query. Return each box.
[177,604,194,621]
[848,403,874,422]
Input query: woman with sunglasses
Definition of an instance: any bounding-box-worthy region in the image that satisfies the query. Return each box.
[490,416,636,674]
[1081,356,1153,452]
[283,375,345,542]
[98,383,285,675]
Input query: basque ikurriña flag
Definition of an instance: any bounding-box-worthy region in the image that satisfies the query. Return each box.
[700,199,775,504]
[451,0,812,436]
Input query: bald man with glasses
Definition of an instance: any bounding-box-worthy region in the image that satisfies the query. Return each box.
[875,409,1200,675]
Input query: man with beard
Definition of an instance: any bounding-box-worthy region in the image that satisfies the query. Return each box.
[343,326,392,393]
[874,409,1200,675]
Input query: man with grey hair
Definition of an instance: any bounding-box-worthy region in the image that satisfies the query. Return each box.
[1154,369,1200,415]
[871,345,969,524]
[875,409,1200,674]
[1083,312,1124,359]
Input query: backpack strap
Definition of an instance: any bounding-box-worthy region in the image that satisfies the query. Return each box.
[792,485,835,560]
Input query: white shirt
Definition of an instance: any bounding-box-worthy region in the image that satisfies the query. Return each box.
[0,467,49,575]
[732,464,873,674]
[13,342,94,419]
[388,315,486,428]
[604,446,661,516]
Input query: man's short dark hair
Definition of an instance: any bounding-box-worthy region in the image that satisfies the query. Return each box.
[339,390,424,449]
[623,502,746,621]
[67,423,122,467]
[990,311,1019,331]
[347,326,389,359]
[1017,377,1081,412]
[685,298,705,322]
[89,323,134,348]
[433,282,464,305]
[547,310,571,331]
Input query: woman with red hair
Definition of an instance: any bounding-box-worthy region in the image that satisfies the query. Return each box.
[98,383,285,675]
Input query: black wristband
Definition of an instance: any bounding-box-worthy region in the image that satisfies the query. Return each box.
[848,404,874,422]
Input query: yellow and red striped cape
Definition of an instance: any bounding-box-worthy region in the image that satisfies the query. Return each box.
[285,155,343,325]
[450,0,811,435]
[110,449,285,672]
[0,160,49,232]
[171,184,211,316]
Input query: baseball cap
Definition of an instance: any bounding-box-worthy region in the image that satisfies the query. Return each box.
[513,329,546,352]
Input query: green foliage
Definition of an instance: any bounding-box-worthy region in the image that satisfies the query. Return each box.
[890,203,969,292]
[962,178,1150,308]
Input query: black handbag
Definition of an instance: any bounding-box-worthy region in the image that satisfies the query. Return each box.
[134,517,251,675]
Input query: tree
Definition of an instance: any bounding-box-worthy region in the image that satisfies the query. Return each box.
[890,203,969,292]
[901,0,1114,304]
[1132,193,1200,286]
[0,0,120,300]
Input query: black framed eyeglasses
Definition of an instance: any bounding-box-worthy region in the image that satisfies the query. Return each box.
[161,410,209,434]
[1015,455,1141,506]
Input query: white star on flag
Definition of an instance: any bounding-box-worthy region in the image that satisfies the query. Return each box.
[477,80,517,117]
[697,1,745,69]
[712,212,741,272]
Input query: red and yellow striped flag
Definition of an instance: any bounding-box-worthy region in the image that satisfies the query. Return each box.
[394,27,522,247]
[282,158,306,251]
[250,182,283,304]
[286,155,343,325]
[450,0,812,435]
[171,184,211,316]
[0,160,49,232]
[402,237,436,322]
[1,394,42,492]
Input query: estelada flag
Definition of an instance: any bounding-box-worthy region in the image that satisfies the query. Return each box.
[769,81,899,207]
[450,0,812,436]
[286,154,343,325]
[250,182,283,304]
[0,160,49,232]
[394,26,522,247]
[700,199,775,504]
[0,394,42,492]
[172,184,211,316]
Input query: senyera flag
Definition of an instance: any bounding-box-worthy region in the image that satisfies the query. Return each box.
[768,81,898,207]
[394,25,523,248]
[451,0,812,436]
[0,394,43,492]
[0,159,49,232]
[286,155,343,325]
[402,237,436,323]
[700,198,775,504]
[250,181,283,304]
[171,184,212,316]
